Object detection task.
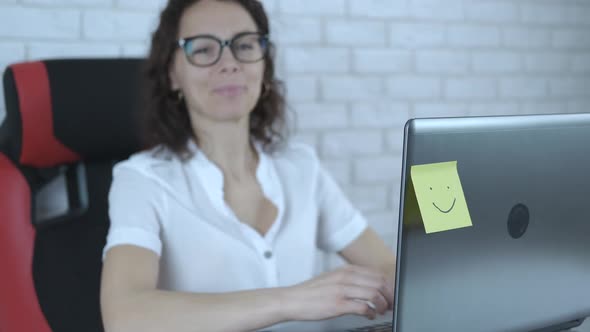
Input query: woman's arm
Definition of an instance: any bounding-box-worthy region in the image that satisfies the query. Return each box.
[100,245,286,332]
[101,244,390,332]
[338,227,397,283]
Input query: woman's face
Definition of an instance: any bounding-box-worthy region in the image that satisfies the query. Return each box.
[170,0,265,124]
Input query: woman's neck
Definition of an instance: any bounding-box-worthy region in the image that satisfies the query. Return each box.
[191,115,258,181]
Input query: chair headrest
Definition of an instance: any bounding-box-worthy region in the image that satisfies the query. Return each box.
[1,58,145,168]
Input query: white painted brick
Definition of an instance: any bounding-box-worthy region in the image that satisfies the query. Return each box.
[411,0,463,21]
[115,0,165,10]
[285,76,318,102]
[321,160,351,185]
[472,51,521,74]
[321,76,383,101]
[448,25,500,47]
[416,50,469,74]
[23,0,111,6]
[83,10,157,41]
[572,53,590,72]
[387,77,441,99]
[321,130,383,158]
[413,102,470,118]
[0,7,79,39]
[279,0,346,16]
[0,90,6,118]
[390,23,445,48]
[552,29,590,50]
[446,78,496,100]
[284,47,349,74]
[386,128,406,154]
[521,101,567,115]
[469,103,520,116]
[350,102,409,129]
[295,102,347,114]
[291,132,318,150]
[274,51,287,79]
[465,2,519,23]
[0,43,22,125]
[521,4,565,25]
[325,20,386,46]
[549,78,590,97]
[259,0,277,14]
[500,78,547,98]
[503,28,551,49]
[354,156,400,183]
[0,42,26,71]
[293,103,348,130]
[391,181,402,212]
[354,50,412,73]
[568,100,590,114]
[345,184,389,213]
[349,0,409,18]
[524,53,570,73]
[28,42,120,59]
[389,233,399,254]
[366,212,398,241]
[122,43,149,57]
[271,17,321,45]
[563,5,590,26]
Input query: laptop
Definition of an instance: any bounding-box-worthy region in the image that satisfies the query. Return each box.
[264,113,590,332]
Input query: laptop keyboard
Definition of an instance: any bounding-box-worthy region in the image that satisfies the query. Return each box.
[346,322,392,331]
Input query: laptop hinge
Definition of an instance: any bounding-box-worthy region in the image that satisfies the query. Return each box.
[530,318,585,332]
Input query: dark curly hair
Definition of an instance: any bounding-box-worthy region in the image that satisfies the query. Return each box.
[142,0,287,160]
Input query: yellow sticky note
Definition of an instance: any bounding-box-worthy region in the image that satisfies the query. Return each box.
[410,161,472,234]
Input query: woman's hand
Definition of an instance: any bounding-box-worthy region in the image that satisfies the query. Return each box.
[278,264,394,322]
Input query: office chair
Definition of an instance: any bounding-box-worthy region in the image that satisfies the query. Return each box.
[0,58,144,332]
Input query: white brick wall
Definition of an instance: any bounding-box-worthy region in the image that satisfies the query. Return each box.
[354,49,411,73]
[325,20,387,46]
[2,0,590,269]
[417,50,469,74]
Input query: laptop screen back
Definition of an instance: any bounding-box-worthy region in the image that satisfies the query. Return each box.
[394,113,590,332]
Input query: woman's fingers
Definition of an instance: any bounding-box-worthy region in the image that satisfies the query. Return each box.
[337,265,394,311]
[344,298,377,320]
[286,265,394,321]
[338,284,389,315]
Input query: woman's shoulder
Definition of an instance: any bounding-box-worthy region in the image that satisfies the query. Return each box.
[110,145,195,208]
[113,145,180,178]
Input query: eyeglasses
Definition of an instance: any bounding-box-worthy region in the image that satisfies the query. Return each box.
[177,32,270,67]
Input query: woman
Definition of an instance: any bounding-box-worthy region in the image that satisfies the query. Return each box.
[100,0,396,331]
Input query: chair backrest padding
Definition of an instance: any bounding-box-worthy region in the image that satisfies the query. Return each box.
[0,58,146,332]
[1,58,144,167]
[0,153,52,332]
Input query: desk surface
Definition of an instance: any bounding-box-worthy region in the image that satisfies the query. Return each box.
[266,313,589,332]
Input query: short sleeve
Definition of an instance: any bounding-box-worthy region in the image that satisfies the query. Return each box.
[316,163,368,253]
[102,164,166,259]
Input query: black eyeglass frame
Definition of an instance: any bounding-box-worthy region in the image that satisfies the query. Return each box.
[177,31,270,67]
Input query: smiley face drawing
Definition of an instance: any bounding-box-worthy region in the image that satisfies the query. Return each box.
[430,185,456,214]
[410,161,473,234]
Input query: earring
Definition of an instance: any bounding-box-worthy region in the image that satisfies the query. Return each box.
[177,90,184,101]
[261,82,271,97]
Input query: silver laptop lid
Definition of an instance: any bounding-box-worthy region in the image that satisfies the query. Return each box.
[394,113,590,332]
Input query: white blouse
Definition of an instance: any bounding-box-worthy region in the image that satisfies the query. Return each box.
[103,140,368,293]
